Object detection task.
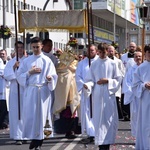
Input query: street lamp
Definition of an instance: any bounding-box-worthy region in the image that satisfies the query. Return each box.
[138,1,148,61]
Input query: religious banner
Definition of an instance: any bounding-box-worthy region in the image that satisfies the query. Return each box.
[18,10,87,33]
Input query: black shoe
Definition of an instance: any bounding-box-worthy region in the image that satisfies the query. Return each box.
[99,144,110,150]
[81,137,94,144]
[65,131,77,139]
[1,122,8,129]
[22,140,28,144]
[29,141,36,149]
[123,116,130,121]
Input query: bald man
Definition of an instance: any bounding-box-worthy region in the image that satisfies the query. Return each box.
[108,45,125,119]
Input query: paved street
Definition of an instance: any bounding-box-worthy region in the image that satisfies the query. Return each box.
[0,121,135,150]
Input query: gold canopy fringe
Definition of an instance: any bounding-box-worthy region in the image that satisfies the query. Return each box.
[18,9,88,33]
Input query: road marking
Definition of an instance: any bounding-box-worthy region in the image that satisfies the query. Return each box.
[50,138,68,150]
[63,135,82,150]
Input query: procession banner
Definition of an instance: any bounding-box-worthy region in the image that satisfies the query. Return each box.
[18,10,87,33]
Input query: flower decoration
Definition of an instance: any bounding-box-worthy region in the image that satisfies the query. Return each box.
[0,25,12,39]
[111,41,119,49]
[67,37,78,48]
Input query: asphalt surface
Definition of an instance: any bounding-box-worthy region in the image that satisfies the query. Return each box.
[0,120,135,150]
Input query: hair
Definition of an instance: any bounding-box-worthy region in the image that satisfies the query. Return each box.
[0,49,7,55]
[15,41,24,47]
[98,43,108,51]
[30,37,42,44]
[144,44,150,53]
[90,44,97,50]
[136,45,142,52]
[42,39,53,45]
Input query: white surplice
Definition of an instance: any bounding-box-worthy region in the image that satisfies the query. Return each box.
[17,53,58,140]
[132,61,150,150]
[124,64,140,137]
[4,56,26,140]
[75,55,99,137]
[0,59,8,100]
[121,53,135,70]
[121,53,135,93]
[113,56,125,98]
[84,57,122,145]
[0,58,10,112]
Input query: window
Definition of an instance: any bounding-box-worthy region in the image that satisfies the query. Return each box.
[11,38,15,48]
[6,0,9,12]
[10,0,14,13]
[145,35,150,45]
[130,35,137,44]
[21,2,24,9]
[27,4,30,10]
[18,1,21,10]
[6,38,10,48]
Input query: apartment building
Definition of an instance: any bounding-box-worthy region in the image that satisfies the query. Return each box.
[73,0,144,51]
[129,0,150,46]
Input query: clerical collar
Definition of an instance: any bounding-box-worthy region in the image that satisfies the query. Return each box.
[108,56,114,60]
[128,52,134,58]
[3,60,6,64]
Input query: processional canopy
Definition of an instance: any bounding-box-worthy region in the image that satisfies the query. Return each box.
[18,10,87,33]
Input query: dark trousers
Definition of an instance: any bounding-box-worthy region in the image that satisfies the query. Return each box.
[29,139,43,149]
[116,97,123,119]
[121,94,130,118]
[99,144,110,150]
[0,100,9,127]
[60,106,77,134]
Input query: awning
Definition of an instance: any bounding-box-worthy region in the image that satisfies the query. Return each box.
[92,9,139,29]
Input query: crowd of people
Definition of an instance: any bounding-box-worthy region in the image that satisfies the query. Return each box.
[0,37,150,150]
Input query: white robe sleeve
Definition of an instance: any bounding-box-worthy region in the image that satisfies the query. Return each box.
[123,67,134,104]
[108,63,122,95]
[4,60,16,81]
[132,68,146,99]
[83,67,95,98]
[75,62,84,92]
[47,61,58,91]
[16,61,29,87]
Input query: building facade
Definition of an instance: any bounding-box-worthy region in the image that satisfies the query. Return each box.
[0,0,70,56]
[74,0,143,51]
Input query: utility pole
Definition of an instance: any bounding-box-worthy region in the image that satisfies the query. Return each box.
[113,0,116,43]
[3,0,6,49]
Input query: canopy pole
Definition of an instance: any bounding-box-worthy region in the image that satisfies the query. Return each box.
[14,0,21,120]
[23,0,26,47]
[87,0,93,118]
